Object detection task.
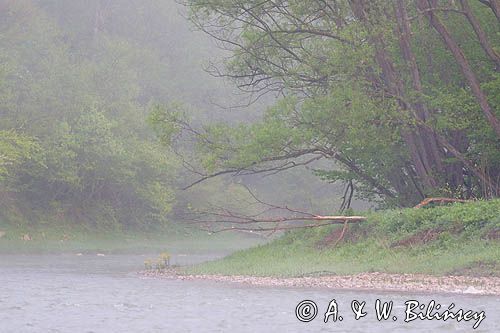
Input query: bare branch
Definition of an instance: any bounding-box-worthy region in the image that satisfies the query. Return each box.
[202,221,361,233]
[180,184,365,233]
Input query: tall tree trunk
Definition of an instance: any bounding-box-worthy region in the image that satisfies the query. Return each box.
[417,0,500,138]
[373,39,439,189]
[350,0,498,196]
[417,120,499,194]
[459,0,500,71]
[394,0,445,177]
[350,0,440,190]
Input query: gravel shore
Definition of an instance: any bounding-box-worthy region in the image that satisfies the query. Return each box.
[140,270,500,295]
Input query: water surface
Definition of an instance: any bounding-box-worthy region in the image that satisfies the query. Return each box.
[1,254,498,332]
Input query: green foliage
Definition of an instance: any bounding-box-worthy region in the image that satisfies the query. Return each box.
[0,131,40,182]
[0,1,185,228]
[148,104,186,147]
[188,200,500,277]
[369,200,500,237]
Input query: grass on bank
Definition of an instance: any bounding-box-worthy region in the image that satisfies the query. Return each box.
[0,222,265,254]
[186,199,500,277]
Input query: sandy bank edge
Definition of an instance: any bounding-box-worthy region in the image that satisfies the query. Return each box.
[140,270,500,296]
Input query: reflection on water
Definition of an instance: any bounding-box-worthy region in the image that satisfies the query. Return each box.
[0,254,498,332]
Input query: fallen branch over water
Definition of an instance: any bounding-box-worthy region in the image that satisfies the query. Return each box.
[183,184,366,234]
[204,218,365,233]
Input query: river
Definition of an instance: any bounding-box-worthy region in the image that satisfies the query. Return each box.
[1,254,498,332]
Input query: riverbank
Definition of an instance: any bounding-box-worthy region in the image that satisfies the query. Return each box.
[141,200,500,294]
[141,270,500,295]
[181,200,499,278]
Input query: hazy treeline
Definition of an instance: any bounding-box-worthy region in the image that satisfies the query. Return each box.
[0,0,242,228]
[0,0,345,228]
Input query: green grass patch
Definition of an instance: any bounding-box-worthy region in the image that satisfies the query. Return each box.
[0,222,264,254]
[186,199,500,277]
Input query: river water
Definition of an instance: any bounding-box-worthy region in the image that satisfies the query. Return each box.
[0,254,498,332]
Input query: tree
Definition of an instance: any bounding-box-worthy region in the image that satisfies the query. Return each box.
[162,0,500,206]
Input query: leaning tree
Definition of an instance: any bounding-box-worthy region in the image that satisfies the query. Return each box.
[153,0,500,217]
